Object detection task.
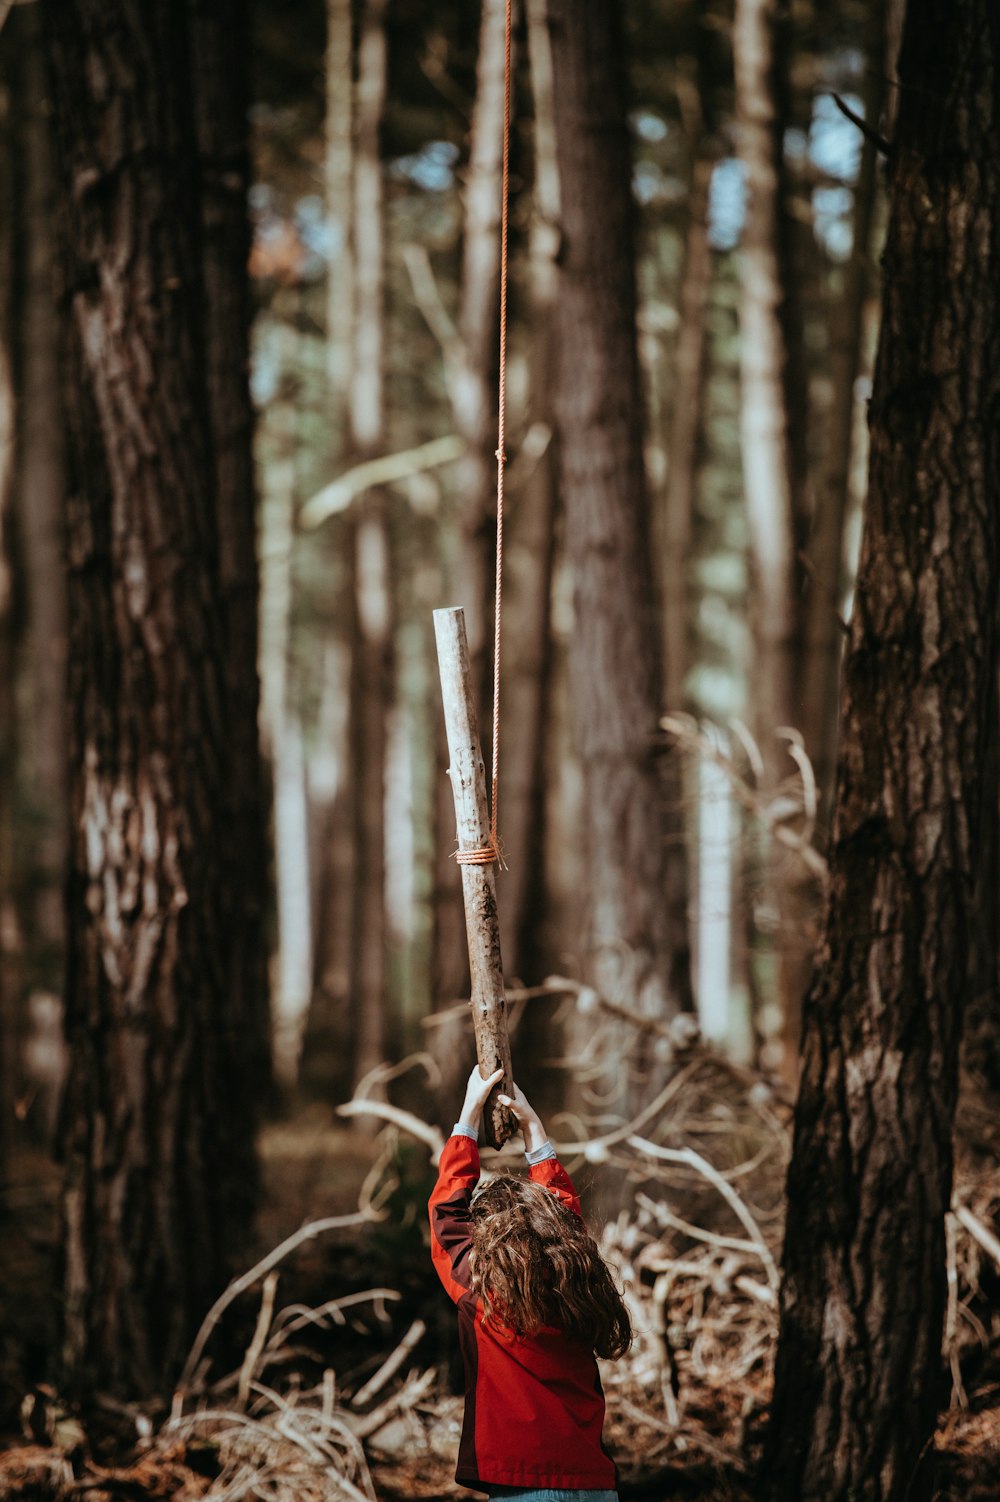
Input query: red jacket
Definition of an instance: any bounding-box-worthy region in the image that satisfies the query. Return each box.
[428,1134,617,1492]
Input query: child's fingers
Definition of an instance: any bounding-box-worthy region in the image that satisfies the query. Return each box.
[467,1064,504,1098]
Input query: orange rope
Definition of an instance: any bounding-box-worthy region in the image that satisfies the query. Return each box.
[456,0,511,871]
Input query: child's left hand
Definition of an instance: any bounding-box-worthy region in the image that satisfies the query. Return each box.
[459,1064,505,1130]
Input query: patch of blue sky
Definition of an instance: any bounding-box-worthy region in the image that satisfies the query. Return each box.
[296,194,338,260]
[708,157,745,252]
[631,109,669,143]
[810,93,862,183]
[391,140,459,193]
[813,185,854,260]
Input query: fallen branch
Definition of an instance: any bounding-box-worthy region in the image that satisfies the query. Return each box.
[238,1272,279,1408]
[352,1319,427,1409]
[337,1098,445,1159]
[345,1367,437,1440]
[954,1201,1000,1272]
[629,1137,780,1292]
[177,1211,377,1396]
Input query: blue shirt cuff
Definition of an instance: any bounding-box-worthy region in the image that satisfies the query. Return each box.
[525,1140,556,1165]
[452,1122,479,1142]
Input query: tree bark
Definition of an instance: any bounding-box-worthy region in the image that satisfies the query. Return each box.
[45,0,261,1395]
[766,5,1000,1496]
[0,66,17,1174]
[498,0,559,983]
[801,7,886,825]
[187,0,270,1106]
[663,133,714,714]
[733,0,812,1082]
[13,7,67,969]
[348,0,391,1089]
[325,0,354,408]
[431,0,512,1019]
[548,0,692,1075]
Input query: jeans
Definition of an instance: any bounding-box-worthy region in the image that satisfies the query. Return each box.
[486,1492,618,1501]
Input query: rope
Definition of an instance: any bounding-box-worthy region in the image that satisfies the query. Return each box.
[456,0,511,872]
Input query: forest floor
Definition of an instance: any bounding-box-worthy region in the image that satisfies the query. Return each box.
[1,1062,998,1501]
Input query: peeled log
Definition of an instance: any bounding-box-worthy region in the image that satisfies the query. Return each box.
[433,607,513,1149]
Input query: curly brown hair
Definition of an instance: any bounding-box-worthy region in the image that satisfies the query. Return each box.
[470,1176,632,1359]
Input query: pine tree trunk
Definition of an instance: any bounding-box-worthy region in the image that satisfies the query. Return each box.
[548,0,692,1063]
[499,0,559,984]
[14,8,67,970]
[766,5,1000,1496]
[45,0,261,1396]
[663,136,714,713]
[349,0,391,1089]
[801,7,886,824]
[0,71,17,1174]
[325,0,354,408]
[431,0,511,1021]
[733,0,811,1081]
[187,0,270,1106]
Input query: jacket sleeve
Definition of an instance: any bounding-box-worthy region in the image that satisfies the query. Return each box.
[529,1155,583,1219]
[428,1134,480,1302]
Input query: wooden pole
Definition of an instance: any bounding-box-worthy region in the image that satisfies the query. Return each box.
[433,607,513,1149]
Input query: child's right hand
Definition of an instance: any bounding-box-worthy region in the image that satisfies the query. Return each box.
[498,1082,549,1154]
[460,1064,505,1131]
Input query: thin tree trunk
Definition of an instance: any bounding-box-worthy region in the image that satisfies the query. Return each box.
[733,0,809,1082]
[45,0,260,1395]
[766,6,1000,1496]
[349,502,391,1085]
[431,0,511,1018]
[548,0,692,1080]
[499,0,559,982]
[14,8,67,968]
[349,0,391,1088]
[259,378,312,1089]
[663,135,714,713]
[801,8,886,824]
[325,0,354,407]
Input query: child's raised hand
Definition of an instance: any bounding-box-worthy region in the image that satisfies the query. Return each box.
[460,1064,505,1130]
[497,1082,549,1154]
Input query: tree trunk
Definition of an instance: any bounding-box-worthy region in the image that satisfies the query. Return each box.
[801,7,886,824]
[499,0,559,984]
[663,134,714,714]
[45,0,261,1396]
[349,0,391,1089]
[431,0,511,1021]
[14,7,67,972]
[187,0,271,1107]
[0,68,17,1174]
[766,5,1000,1496]
[259,376,313,1089]
[733,0,811,1082]
[325,0,354,409]
[548,0,692,1078]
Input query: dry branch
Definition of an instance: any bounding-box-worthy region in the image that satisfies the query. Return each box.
[178,1211,377,1396]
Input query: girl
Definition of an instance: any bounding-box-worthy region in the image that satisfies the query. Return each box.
[429,1064,631,1501]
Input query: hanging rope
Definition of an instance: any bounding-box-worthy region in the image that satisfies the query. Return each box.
[456,0,512,871]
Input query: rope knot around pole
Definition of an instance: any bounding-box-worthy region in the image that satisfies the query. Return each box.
[454,836,508,871]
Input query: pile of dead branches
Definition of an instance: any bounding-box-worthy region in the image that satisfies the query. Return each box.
[5,1040,997,1501]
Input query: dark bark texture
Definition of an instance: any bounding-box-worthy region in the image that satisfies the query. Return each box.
[766,5,1000,1498]
[45,0,264,1395]
[548,0,692,1052]
[188,0,271,1106]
